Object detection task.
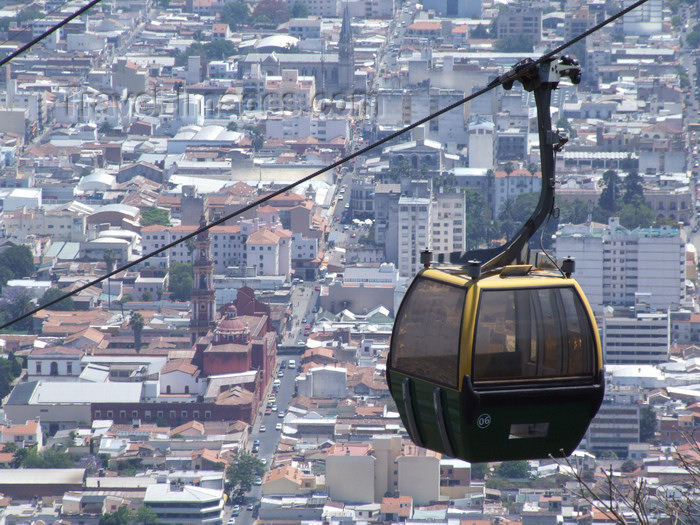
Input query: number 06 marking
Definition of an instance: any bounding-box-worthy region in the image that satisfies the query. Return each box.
[477,414,492,429]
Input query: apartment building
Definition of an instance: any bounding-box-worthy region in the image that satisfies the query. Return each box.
[586,388,642,457]
[554,218,685,315]
[431,192,466,258]
[397,196,432,277]
[603,311,669,365]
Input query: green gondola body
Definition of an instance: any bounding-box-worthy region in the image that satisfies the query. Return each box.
[387,266,604,463]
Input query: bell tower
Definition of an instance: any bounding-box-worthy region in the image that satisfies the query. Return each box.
[190,216,216,345]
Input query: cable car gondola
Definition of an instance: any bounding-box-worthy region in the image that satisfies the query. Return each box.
[386,57,604,462]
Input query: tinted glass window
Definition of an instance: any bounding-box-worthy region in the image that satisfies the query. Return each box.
[473,286,596,383]
[391,277,466,388]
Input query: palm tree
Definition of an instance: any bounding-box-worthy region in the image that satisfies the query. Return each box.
[129,312,145,353]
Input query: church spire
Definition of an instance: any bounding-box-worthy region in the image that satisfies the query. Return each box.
[338,6,354,92]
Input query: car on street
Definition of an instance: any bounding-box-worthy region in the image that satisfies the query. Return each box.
[278,370,284,377]
[247,503,255,511]
[350,232,356,238]
[232,505,240,516]
[276,422,283,430]
[280,360,286,369]
[315,285,321,291]
[260,425,266,432]
[278,411,285,418]
[296,339,305,345]
[254,477,263,485]
[228,518,235,525]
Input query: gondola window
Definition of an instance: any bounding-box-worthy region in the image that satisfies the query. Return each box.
[473,287,596,383]
[391,277,466,388]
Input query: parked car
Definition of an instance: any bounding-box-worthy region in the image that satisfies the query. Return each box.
[276,423,283,431]
[254,477,263,485]
[260,425,266,432]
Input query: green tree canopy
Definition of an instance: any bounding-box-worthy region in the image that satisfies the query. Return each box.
[291,1,309,17]
[470,462,488,479]
[168,262,193,301]
[618,195,655,229]
[140,207,171,227]
[129,312,145,353]
[221,1,251,30]
[598,169,621,213]
[622,171,644,205]
[494,34,533,52]
[463,189,494,251]
[226,451,266,493]
[496,460,530,479]
[252,0,290,24]
[175,40,237,66]
[21,447,75,468]
[470,24,490,39]
[39,287,75,311]
[639,405,657,442]
[559,199,590,224]
[0,245,35,287]
[17,6,41,25]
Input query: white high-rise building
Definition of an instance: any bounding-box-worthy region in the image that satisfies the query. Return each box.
[622,0,662,36]
[432,192,465,257]
[398,196,432,277]
[603,311,669,365]
[554,218,685,315]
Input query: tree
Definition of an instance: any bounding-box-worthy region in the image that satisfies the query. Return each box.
[221,1,251,31]
[290,1,309,17]
[495,34,533,52]
[559,199,590,224]
[244,124,265,151]
[140,207,171,227]
[133,505,159,525]
[99,507,132,525]
[227,121,238,132]
[470,24,490,39]
[618,195,655,230]
[463,189,495,251]
[471,462,488,479]
[129,312,145,353]
[496,461,530,479]
[621,171,644,205]
[639,405,657,443]
[22,447,75,468]
[16,6,41,25]
[0,357,18,399]
[168,262,193,301]
[98,121,114,134]
[620,459,638,473]
[39,288,75,311]
[598,169,621,213]
[252,0,290,24]
[226,451,266,493]
[2,291,34,332]
[0,245,35,287]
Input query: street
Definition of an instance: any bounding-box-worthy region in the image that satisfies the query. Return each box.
[225,356,299,524]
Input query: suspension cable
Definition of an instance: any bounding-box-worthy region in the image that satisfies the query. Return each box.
[0,0,650,330]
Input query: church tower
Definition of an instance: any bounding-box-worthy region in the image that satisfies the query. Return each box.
[190,216,216,346]
[337,6,354,93]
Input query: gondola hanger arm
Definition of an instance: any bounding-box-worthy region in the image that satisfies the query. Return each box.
[448,56,581,274]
